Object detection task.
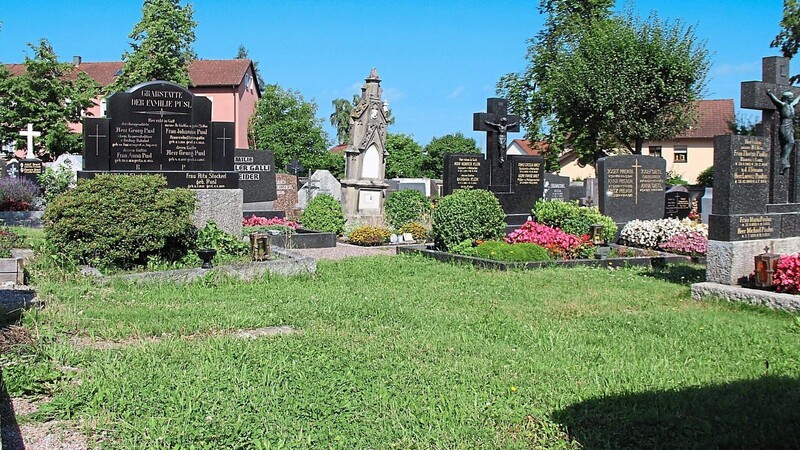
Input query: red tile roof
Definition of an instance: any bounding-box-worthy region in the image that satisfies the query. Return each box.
[5,59,256,90]
[677,99,734,138]
[329,144,349,154]
[510,139,547,156]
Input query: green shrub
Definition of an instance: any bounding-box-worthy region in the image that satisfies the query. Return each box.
[666,171,689,186]
[0,227,22,258]
[398,221,429,241]
[38,166,73,204]
[696,166,713,187]
[384,190,431,228]
[196,221,248,256]
[348,225,391,246]
[475,241,552,262]
[44,174,197,270]
[300,194,345,235]
[431,189,505,252]
[532,199,616,243]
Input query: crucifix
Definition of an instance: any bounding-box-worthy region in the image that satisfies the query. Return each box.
[741,56,800,203]
[215,127,232,158]
[287,159,304,176]
[473,98,520,166]
[88,124,107,156]
[18,123,41,159]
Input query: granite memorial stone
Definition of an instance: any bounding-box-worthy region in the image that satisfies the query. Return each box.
[274,173,299,213]
[664,185,691,219]
[297,170,342,209]
[234,149,276,203]
[543,173,570,202]
[598,155,666,224]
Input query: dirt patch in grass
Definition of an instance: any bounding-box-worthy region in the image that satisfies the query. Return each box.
[1,396,89,450]
[0,326,35,354]
[70,325,298,350]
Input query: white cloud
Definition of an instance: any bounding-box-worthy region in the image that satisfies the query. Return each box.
[448,86,465,100]
[712,61,761,77]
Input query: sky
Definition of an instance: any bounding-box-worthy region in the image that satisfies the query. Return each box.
[0,0,787,151]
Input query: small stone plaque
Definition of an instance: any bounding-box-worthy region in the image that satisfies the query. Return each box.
[19,158,44,189]
[664,186,691,219]
[274,173,298,212]
[358,189,381,211]
[543,173,570,202]
[234,149,276,203]
[598,155,666,224]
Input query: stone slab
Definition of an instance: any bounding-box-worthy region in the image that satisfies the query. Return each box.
[78,170,239,189]
[193,189,243,236]
[234,149,276,203]
[706,237,800,285]
[544,173,570,201]
[297,170,342,209]
[691,282,800,312]
[598,155,666,224]
[711,135,770,216]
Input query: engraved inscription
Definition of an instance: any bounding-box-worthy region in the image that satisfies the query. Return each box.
[516,162,541,185]
[736,215,774,239]
[733,137,769,184]
[452,156,483,189]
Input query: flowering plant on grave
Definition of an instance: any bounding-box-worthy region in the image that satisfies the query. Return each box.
[620,218,707,249]
[657,230,708,256]
[505,220,594,259]
[242,215,300,229]
[773,254,800,294]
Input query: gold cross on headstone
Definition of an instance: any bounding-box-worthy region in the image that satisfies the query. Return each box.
[632,159,642,205]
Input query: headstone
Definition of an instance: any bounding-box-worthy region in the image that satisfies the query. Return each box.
[18,158,44,189]
[234,149,276,203]
[442,154,488,195]
[274,173,299,213]
[4,160,20,179]
[53,153,83,181]
[78,80,238,189]
[664,185,691,219]
[390,177,436,196]
[597,155,666,224]
[569,181,585,205]
[543,173,570,202]
[297,170,342,209]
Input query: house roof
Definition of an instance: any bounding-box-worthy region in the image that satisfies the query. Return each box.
[677,99,734,138]
[329,144,349,154]
[510,139,547,156]
[5,58,259,92]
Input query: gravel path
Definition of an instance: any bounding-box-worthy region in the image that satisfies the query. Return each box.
[290,243,398,260]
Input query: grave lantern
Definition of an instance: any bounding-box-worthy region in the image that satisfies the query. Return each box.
[250,233,271,261]
[754,246,779,288]
[590,224,606,246]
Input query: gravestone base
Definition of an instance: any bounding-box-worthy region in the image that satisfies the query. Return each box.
[341,180,387,219]
[193,189,243,237]
[243,202,285,220]
[706,237,800,285]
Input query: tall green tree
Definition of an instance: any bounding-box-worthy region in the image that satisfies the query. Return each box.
[107,0,197,93]
[385,133,424,178]
[329,96,358,145]
[421,132,480,179]
[248,84,331,171]
[0,39,99,158]
[234,45,266,93]
[774,0,800,81]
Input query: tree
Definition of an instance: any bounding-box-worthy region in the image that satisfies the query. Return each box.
[385,133,424,178]
[329,96,357,145]
[235,45,266,93]
[248,84,331,171]
[0,39,99,158]
[499,3,708,165]
[107,0,196,93]
[421,132,480,179]
[774,0,800,81]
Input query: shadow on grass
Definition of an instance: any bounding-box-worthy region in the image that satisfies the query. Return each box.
[554,375,800,449]
[0,369,24,450]
[642,263,706,286]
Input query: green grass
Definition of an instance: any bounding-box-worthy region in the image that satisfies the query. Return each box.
[7,255,800,448]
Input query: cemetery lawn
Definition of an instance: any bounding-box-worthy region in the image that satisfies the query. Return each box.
[12,255,800,448]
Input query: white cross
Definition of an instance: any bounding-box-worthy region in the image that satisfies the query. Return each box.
[5,163,18,178]
[19,123,41,159]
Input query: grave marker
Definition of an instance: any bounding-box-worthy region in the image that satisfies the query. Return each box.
[543,173,570,202]
[664,185,691,219]
[597,155,666,224]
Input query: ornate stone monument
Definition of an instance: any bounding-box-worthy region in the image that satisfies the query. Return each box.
[340,69,390,219]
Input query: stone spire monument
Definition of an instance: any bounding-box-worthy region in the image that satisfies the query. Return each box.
[340,68,390,219]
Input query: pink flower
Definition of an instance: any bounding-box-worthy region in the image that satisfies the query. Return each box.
[505,220,591,259]
[242,215,300,229]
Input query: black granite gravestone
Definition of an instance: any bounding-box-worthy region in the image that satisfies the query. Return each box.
[234,149,276,203]
[544,173,570,202]
[664,185,691,219]
[3,160,19,179]
[598,155,666,224]
[442,153,488,195]
[19,158,43,190]
[79,81,238,189]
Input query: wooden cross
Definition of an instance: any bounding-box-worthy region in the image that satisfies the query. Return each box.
[216,128,233,158]
[19,123,41,159]
[88,124,107,156]
[473,98,520,166]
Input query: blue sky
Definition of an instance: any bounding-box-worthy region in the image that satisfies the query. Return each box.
[0,1,786,151]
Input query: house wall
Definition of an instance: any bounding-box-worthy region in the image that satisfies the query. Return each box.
[558,152,599,181]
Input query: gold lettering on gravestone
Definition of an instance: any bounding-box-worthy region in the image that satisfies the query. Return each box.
[736,216,774,239]
[733,137,769,184]
[516,162,541,185]
[453,157,482,188]
[606,168,635,200]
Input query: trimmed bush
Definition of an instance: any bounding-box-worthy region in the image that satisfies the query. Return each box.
[532,199,616,243]
[44,174,197,270]
[475,240,551,262]
[300,194,345,235]
[431,189,505,252]
[384,190,431,228]
[0,177,39,211]
[348,225,391,246]
[398,221,429,241]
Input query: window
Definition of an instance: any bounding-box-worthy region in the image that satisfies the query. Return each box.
[674,145,688,163]
[100,98,108,117]
[244,73,252,91]
[648,146,662,158]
